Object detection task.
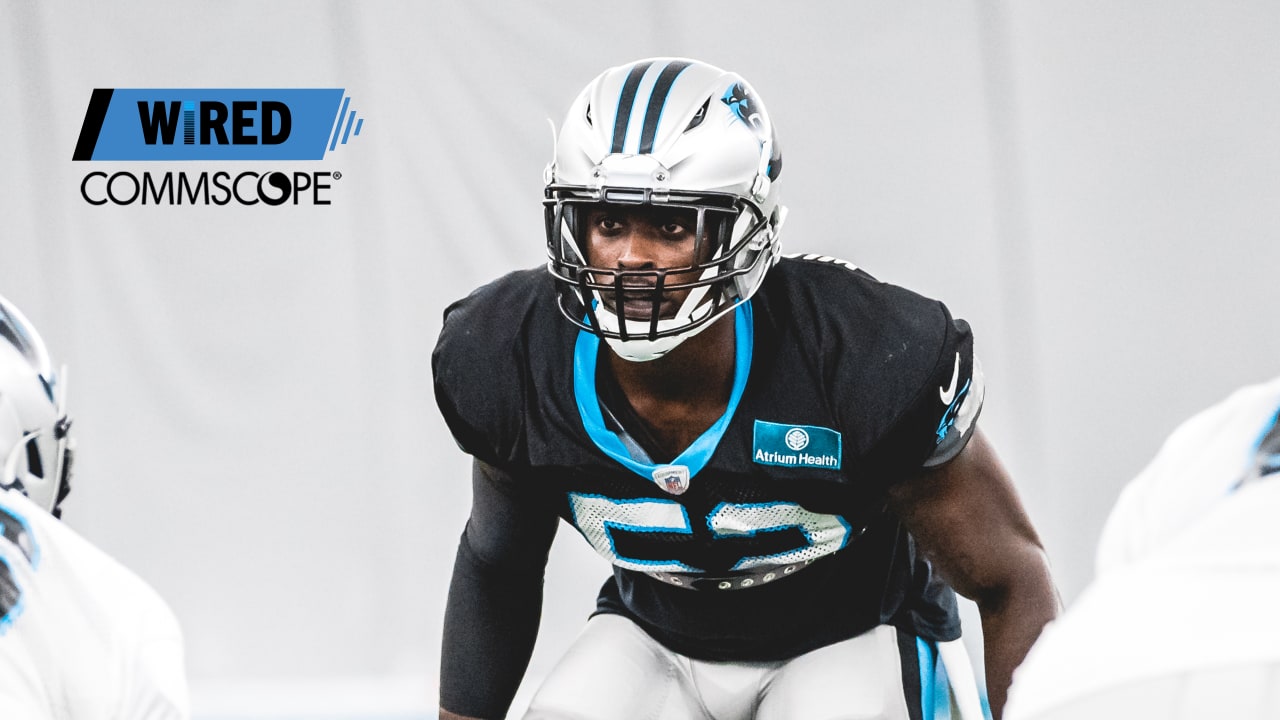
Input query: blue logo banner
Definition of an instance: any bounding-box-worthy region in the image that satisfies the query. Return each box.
[752,420,842,469]
[73,88,363,161]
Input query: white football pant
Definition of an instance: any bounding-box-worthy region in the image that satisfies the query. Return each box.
[524,614,980,720]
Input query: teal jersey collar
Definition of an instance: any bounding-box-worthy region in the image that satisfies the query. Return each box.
[574,303,753,481]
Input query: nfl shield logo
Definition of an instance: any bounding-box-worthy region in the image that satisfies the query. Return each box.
[652,465,691,495]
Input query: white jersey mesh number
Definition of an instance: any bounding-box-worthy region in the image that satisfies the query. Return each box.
[569,493,849,574]
[568,493,697,573]
[708,501,851,570]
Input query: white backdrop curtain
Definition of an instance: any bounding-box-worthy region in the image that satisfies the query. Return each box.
[2,1,1277,717]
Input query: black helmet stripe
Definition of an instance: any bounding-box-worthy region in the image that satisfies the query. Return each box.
[638,60,692,154]
[610,60,656,153]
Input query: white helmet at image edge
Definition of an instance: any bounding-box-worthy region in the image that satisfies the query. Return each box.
[0,296,73,515]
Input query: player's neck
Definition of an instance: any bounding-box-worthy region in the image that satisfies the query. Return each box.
[604,315,736,458]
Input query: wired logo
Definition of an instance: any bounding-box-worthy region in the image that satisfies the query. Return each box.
[72,88,365,206]
[136,99,290,147]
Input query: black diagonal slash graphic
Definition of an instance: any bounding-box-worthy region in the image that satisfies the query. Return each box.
[72,88,114,161]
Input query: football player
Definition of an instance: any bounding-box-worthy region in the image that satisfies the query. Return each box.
[0,295,190,718]
[1006,375,1280,719]
[433,57,1059,720]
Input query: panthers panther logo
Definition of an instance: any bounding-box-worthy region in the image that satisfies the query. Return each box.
[721,83,767,139]
[721,83,782,180]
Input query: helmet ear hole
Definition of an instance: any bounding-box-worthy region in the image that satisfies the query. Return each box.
[684,99,708,132]
[25,437,43,478]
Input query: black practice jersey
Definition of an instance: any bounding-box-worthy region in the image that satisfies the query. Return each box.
[433,254,985,662]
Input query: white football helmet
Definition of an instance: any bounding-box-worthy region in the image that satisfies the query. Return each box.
[545,57,787,361]
[0,296,73,515]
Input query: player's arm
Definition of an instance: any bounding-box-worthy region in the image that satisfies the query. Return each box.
[886,428,1060,720]
[439,459,559,720]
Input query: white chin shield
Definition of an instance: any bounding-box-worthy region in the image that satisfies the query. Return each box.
[603,334,687,363]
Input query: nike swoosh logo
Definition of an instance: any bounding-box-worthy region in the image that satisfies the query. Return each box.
[939,353,961,405]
